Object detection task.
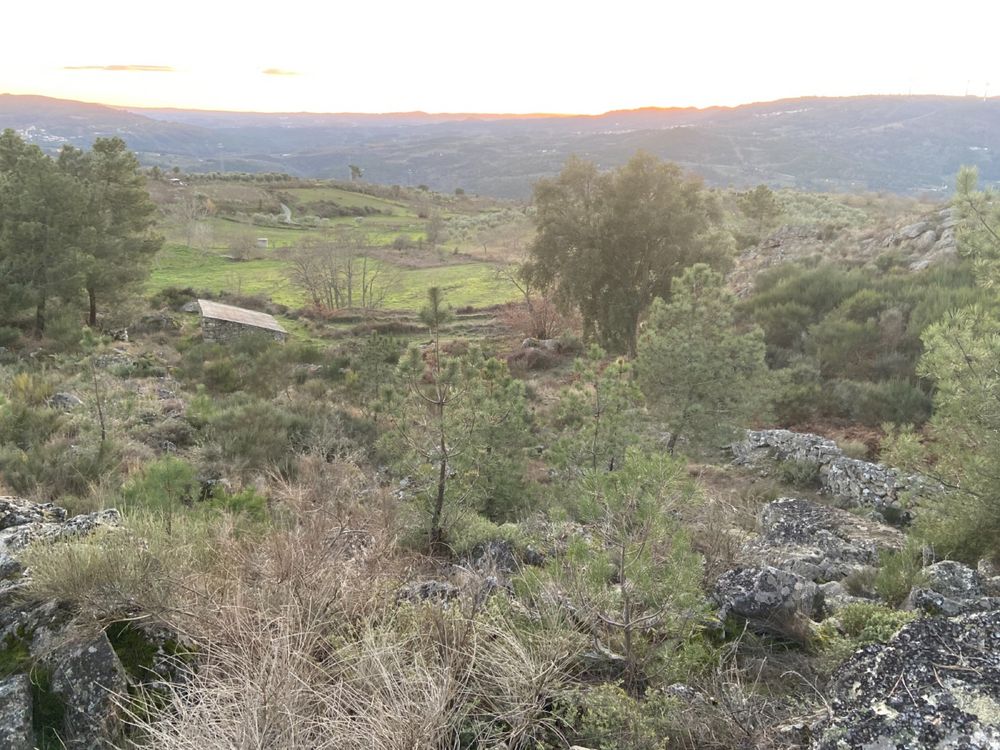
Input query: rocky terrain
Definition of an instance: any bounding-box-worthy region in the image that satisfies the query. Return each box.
[3,425,1000,747]
[0,498,147,749]
[730,206,960,295]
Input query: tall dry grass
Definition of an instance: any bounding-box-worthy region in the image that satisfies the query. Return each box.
[101,454,572,749]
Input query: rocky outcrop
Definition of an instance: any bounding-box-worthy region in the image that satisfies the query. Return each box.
[904,560,1000,617]
[733,429,939,521]
[521,337,563,352]
[713,565,821,634]
[730,207,960,296]
[51,633,128,749]
[740,497,905,583]
[813,610,1000,749]
[396,579,461,605]
[0,497,128,747]
[0,675,33,750]
[0,497,120,560]
[47,392,83,410]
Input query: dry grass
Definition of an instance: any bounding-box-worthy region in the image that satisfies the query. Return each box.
[77,452,571,749]
[684,464,780,583]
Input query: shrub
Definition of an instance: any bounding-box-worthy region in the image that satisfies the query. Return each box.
[440,512,522,557]
[836,601,915,642]
[0,326,21,348]
[0,401,63,451]
[506,347,559,373]
[816,601,915,672]
[561,683,677,750]
[179,334,291,397]
[121,456,199,515]
[43,308,85,352]
[20,511,221,621]
[111,353,167,379]
[838,439,870,460]
[873,541,926,606]
[0,438,122,499]
[202,398,310,476]
[776,459,820,489]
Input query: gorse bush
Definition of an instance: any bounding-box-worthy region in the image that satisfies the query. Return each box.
[0,436,122,499]
[776,459,820,489]
[196,395,312,477]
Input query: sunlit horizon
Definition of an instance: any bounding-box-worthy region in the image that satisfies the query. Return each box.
[2,0,999,115]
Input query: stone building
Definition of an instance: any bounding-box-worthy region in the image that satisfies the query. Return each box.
[197,299,288,342]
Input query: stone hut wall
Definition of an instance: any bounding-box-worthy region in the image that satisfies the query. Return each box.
[201,317,287,343]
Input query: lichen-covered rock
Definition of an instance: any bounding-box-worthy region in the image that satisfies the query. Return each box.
[714,565,821,630]
[0,497,66,530]
[819,581,872,615]
[925,560,983,600]
[0,551,23,580]
[0,674,33,750]
[903,561,1000,617]
[50,632,127,749]
[812,610,1000,749]
[733,430,939,520]
[47,392,84,410]
[741,498,904,583]
[464,538,519,575]
[0,507,121,554]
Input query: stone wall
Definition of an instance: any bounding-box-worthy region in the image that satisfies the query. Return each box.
[201,317,287,343]
[732,429,939,522]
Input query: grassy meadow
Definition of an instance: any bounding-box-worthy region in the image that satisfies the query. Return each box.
[148,178,530,332]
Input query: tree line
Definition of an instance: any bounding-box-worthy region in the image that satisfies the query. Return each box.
[0,130,161,334]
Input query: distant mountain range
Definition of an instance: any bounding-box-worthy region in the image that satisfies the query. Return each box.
[2,93,998,198]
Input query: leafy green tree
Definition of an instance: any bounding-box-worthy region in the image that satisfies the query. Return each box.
[551,346,643,476]
[0,129,88,334]
[737,184,781,238]
[546,450,707,696]
[59,137,162,326]
[527,151,730,355]
[637,264,769,453]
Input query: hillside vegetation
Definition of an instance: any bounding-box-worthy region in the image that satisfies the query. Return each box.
[3,137,1000,749]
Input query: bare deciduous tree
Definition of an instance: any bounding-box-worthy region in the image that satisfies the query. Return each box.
[288,237,399,312]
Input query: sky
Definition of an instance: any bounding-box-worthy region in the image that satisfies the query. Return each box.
[3,0,999,114]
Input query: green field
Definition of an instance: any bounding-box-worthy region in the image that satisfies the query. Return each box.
[282,186,411,215]
[148,244,520,311]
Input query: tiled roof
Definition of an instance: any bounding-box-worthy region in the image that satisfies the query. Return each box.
[197,299,287,334]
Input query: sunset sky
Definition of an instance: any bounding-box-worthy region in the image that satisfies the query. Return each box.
[3,0,999,114]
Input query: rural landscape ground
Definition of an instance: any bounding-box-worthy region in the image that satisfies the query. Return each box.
[2,118,1000,750]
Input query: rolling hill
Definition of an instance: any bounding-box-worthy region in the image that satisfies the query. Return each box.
[2,93,998,197]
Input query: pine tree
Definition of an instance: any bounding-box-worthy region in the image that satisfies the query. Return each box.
[637,264,769,453]
[382,288,531,550]
[0,130,88,334]
[59,138,162,326]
